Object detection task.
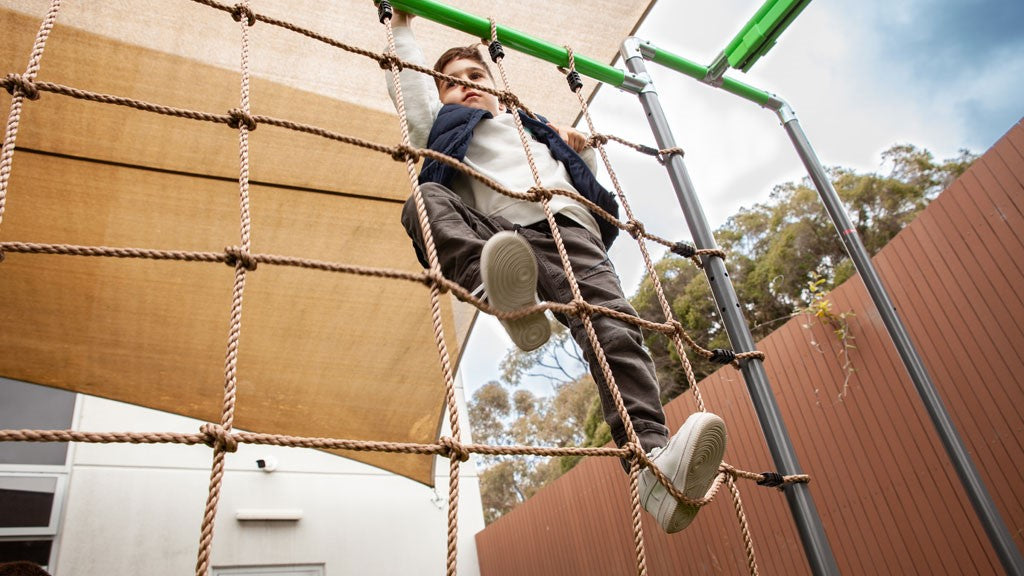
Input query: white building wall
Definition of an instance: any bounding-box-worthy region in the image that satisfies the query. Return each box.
[51,378,485,576]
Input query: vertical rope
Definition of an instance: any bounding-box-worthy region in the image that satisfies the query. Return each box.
[728,475,760,576]
[195,4,254,574]
[0,0,63,230]
[628,458,650,576]
[486,20,650,575]
[382,15,464,576]
[565,45,763,575]
[485,21,642,454]
[563,47,708,413]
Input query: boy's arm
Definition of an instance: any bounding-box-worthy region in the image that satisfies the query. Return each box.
[384,13,441,148]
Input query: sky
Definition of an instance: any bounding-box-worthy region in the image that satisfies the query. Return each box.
[457,0,1024,399]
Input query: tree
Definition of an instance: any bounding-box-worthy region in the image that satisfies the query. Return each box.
[468,143,976,521]
[633,144,976,401]
[468,322,597,523]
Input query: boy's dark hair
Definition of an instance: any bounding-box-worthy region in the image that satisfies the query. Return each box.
[0,561,52,576]
[432,44,493,88]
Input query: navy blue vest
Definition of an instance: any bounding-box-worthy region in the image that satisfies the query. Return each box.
[418,104,620,249]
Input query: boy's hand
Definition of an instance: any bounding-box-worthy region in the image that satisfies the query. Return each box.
[547,123,588,153]
[390,8,414,27]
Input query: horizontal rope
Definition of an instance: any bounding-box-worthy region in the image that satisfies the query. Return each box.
[0,427,804,490]
[0,240,758,367]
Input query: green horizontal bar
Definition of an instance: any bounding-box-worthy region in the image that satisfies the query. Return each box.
[388,0,627,88]
[645,44,774,106]
[723,0,812,72]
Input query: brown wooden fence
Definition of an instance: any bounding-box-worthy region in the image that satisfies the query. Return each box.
[475,119,1024,575]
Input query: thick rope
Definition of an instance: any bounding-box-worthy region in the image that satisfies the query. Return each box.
[0,0,62,230]
[488,20,661,575]
[564,45,768,576]
[195,4,255,575]
[381,13,466,575]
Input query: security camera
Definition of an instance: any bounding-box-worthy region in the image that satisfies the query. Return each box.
[255,456,278,472]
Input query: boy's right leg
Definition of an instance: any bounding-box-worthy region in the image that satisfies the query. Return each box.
[400,183,550,350]
[401,183,502,292]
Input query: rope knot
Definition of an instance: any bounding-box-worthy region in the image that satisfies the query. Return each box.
[623,441,645,464]
[657,146,684,164]
[378,53,403,71]
[422,269,449,293]
[665,319,684,337]
[224,246,258,271]
[438,436,470,462]
[569,299,598,319]
[390,144,420,163]
[757,471,786,488]
[709,348,737,364]
[227,108,257,131]
[625,219,646,239]
[498,91,522,110]
[231,3,257,26]
[528,186,553,202]
[200,423,239,453]
[3,73,40,100]
[587,133,609,147]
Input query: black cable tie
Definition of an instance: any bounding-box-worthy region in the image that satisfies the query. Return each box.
[377,0,393,24]
[488,40,505,62]
[637,143,660,157]
[230,3,256,26]
[709,348,737,364]
[566,70,583,92]
[757,472,786,488]
[671,241,696,258]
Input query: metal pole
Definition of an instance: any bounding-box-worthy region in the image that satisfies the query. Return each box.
[776,102,1024,576]
[635,37,1023,572]
[622,40,840,576]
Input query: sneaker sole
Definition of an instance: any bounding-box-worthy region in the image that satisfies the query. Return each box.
[480,232,551,352]
[664,413,727,533]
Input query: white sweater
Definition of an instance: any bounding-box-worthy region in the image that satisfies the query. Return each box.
[386,25,601,238]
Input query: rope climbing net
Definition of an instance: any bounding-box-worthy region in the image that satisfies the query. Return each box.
[0,1,810,575]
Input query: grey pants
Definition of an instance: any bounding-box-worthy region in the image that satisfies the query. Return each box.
[402,183,669,454]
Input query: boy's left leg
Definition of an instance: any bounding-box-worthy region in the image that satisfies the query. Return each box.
[523,216,727,534]
[521,217,669,454]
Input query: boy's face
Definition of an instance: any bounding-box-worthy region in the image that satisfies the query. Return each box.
[438,58,503,115]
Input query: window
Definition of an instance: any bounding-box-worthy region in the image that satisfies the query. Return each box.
[212,566,325,576]
[0,475,67,536]
[0,378,77,569]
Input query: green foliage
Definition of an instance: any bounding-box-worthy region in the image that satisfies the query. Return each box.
[467,142,975,523]
[468,321,596,523]
[632,144,975,402]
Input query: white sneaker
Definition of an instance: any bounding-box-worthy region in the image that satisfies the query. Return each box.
[480,231,551,352]
[639,412,727,533]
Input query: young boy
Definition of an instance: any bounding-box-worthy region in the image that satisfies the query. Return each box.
[386,11,726,533]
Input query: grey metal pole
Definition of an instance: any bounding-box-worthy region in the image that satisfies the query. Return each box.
[621,40,840,576]
[775,102,1024,576]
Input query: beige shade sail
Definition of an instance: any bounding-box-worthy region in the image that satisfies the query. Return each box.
[0,0,654,485]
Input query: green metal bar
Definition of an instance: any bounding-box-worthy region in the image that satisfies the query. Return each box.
[388,0,628,88]
[643,43,775,106]
[723,0,812,72]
